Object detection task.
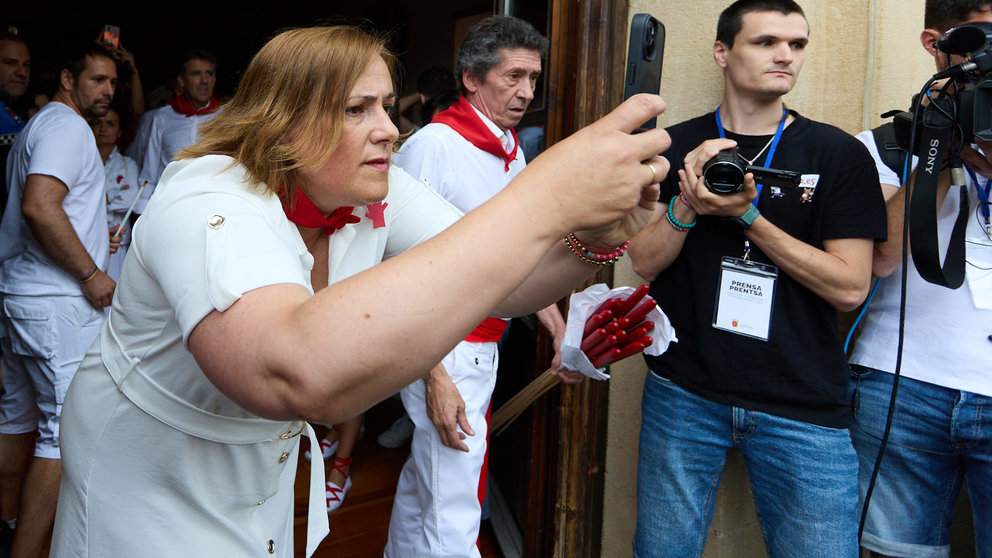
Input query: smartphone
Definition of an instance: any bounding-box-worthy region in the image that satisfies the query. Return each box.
[623,14,665,129]
[102,25,120,48]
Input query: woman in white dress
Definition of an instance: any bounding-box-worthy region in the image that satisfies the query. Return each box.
[52,25,670,558]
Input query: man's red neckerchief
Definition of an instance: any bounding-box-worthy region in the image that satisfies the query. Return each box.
[431,95,518,171]
[168,94,221,118]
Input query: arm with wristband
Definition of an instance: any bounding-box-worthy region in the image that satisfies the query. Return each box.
[21,174,116,308]
[628,194,696,281]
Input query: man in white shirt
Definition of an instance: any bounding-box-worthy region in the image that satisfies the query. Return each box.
[387,15,576,558]
[136,49,220,210]
[848,2,992,556]
[0,43,117,558]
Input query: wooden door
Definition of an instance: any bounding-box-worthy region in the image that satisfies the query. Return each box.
[489,1,629,556]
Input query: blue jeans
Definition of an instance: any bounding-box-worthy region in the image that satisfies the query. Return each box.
[849,365,992,558]
[635,371,859,558]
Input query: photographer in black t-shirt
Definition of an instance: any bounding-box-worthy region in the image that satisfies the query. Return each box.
[627,1,887,556]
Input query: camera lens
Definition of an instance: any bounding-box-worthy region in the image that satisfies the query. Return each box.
[704,165,745,194]
[702,152,746,195]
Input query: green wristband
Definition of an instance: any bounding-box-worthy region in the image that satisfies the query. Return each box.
[730,204,760,231]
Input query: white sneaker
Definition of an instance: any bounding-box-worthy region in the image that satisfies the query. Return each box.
[377,415,415,448]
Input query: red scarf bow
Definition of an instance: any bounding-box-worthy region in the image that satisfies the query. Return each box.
[282,187,360,235]
[431,95,518,171]
[168,94,221,118]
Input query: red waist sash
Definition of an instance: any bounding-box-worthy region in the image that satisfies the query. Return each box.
[464,317,508,343]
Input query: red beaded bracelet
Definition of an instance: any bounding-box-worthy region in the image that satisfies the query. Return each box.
[565,233,630,265]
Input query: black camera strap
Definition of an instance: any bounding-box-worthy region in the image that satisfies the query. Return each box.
[909,98,969,289]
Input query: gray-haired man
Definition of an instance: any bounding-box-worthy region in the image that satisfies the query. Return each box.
[387,15,573,558]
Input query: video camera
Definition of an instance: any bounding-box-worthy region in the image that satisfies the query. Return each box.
[936,21,992,142]
[882,21,992,290]
[701,147,801,195]
[891,21,992,153]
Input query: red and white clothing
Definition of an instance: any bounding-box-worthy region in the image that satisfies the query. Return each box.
[102,147,141,281]
[397,101,525,213]
[389,341,498,558]
[386,97,526,558]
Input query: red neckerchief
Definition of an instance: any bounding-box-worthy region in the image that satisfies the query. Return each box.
[282,187,360,235]
[168,94,221,118]
[431,95,518,171]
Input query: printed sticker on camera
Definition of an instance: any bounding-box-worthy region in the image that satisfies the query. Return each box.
[799,174,820,204]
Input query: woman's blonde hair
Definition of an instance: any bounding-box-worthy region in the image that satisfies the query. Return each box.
[178,26,397,199]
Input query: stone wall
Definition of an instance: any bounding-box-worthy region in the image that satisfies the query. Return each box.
[602,2,931,556]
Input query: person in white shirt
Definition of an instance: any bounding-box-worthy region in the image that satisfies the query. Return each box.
[0,43,118,558]
[387,16,580,558]
[89,107,141,281]
[848,2,992,556]
[124,103,165,164]
[136,49,220,212]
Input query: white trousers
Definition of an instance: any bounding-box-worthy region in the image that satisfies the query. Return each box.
[384,340,498,558]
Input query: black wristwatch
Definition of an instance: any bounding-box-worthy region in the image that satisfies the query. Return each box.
[729,205,760,231]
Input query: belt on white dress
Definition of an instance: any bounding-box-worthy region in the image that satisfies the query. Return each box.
[99,314,330,556]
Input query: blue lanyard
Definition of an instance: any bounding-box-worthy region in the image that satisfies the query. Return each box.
[715,106,788,208]
[964,166,991,227]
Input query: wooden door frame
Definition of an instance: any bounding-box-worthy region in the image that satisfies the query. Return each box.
[532,1,629,556]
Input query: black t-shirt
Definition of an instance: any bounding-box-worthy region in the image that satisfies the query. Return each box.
[643,111,886,428]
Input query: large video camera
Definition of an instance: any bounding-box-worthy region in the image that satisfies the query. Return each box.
[885,21,992,289]
[890,22,992,153]
[936,21,992,141]
[701,147,802,194]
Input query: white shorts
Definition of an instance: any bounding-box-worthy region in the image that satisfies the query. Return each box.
[0,294,105,458]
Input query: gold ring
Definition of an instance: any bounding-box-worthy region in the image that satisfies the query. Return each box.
[646,162,660,183]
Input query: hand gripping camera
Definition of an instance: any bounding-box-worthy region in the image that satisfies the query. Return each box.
[701,147,802,195]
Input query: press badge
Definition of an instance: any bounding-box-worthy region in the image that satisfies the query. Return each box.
[713,257,778,341]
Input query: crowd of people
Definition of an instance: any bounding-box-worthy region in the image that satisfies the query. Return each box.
[0,1,989,557]
[0,13,666,558]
